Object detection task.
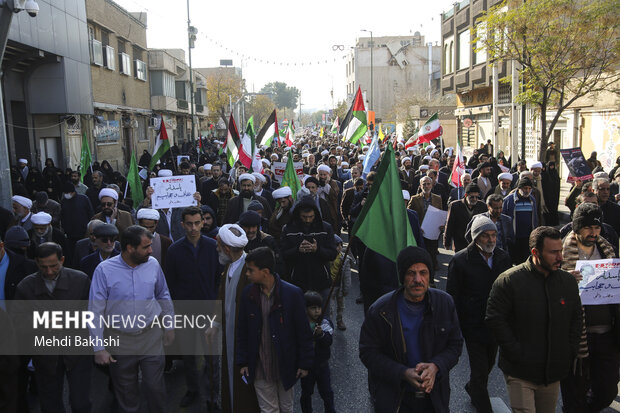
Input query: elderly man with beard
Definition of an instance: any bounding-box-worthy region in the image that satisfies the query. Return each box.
[465,194,515,255]
[79,223,120,279]
[444,184,487,252]
[400,157,416,193]
[268,186,294,241]
[165,206,221,409]
[448,173,472,204]
[238,211,277,253]
[447,217,511,413]
[204,224,261,413]
[494,173,513,198]
[92,187,134,232]
[12,195,33,232]
[559,203,619,413]
[252,172,275,210]
[343,166,362,191]
[137,208,172,269]
[28,212,67,257]
[224,174,272,224]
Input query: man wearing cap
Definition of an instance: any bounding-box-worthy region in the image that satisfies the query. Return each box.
[32,191,61,228]
[12,195,33,232]
[137,208,172,269]
[359,246,463,413]
[503,176,538,264]
[60,181,94,261]
[92,187,134,232]
[514,170,543,223]
[317,164,341,234]
[472,162,495,200]
[465,194,515,255]
[494,173,514,198]
[238,211,277,253]
[28,212,67,258]
[445,184,488,252]
[165,206,221,408]
[204,224,260,412]
[559,203,619,412]
[447,217,511,413]
[79,223,120,279]
[268,186,294,241]
[224,173,272,224]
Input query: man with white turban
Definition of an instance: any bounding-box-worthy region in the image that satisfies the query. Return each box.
[494,173,514,197]
[251,172,275,210]
[137,208,171,268]
[12,195,33,232]
[268,186,294,241]
[28,212,67,255]
[223,174,272,224]
[205,224,260,413]
[92,187,134,232]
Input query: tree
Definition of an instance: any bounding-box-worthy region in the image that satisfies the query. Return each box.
[206,68,243,125]
[245,95,276,128]
[402,116,418,140]
[333,100,349,122]
[479,0,620,161]
[259,82,300,109]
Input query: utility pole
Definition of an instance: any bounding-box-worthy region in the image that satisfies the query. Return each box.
[0,1,39,209]
[186,0,196,144]
[362,29,373,110]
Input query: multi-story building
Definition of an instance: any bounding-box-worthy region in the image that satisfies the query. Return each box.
[2,0,93,170]
[148,48,208,147]
[85,0,152,172]
[345,33,441,122]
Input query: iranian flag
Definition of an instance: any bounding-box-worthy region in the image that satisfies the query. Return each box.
[404,130,419,149]
[285,120,295,147]
[417,113,442,144]
[149,115,171,170]
[330,116,339,134]
[450,139,466,187]
[239,117,255,170]
[226,113,241,168]
[340,87,367,144]
[256,110,278,147]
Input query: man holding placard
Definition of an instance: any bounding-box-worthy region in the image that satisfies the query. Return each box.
[559,203,619,412]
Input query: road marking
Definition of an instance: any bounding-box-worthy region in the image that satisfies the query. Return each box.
[490,397,511,413]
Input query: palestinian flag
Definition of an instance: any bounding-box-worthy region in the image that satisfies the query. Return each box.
[340,87,367,144]
[149,115,171,170]
[417,113,442,143]
[256,110,278,147]
[285,120,295,147]
[239,117,255,170]
[450,139,466,187]
[226,113,241,168]
[330,116,339,134]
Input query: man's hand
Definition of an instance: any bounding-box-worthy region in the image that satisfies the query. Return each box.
[296,368,308,378]
[313,324,324,337]
[309,239,318,253]
[204,327,219,345]
[240,367,249,377]
[571,270,583,282]
[299,240,312,253]
[94,350,116,366]
[403,368,423,389]
[416,362,438,393]
[145,186,154,199]
[163,330,175,346]
[193,192,201,204]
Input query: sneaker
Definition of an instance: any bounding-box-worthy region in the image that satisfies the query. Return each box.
[337,320,347,331]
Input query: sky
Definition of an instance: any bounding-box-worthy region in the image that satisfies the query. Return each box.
[115,0,456,112]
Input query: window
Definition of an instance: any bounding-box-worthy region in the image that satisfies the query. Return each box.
[104,45,115,70]
[133,46,144,62]
[175,81,187,101]
[90,39,103,66]
[135,60,147,81]
[457,29,470,70]
[117,40,126,54]
[119,53,131,75]
[101,30,109,47]
[443,35,454,74]
[474,22,487,65]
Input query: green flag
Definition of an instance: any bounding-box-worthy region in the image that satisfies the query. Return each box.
[80,132,92,183]
[127,151,144,209]
[351,144,415,263]
[281,155,301,200]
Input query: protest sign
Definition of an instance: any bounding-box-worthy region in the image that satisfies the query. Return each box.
[273,161,304,182]
[420,205,448,241]
[575,258,620,305]
[177,155,190,166]
[560,148,593,182]
[150,175,197,209]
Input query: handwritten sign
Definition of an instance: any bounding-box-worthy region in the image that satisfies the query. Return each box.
[272,161,304,182]
[150,175,197,210]
[575,259,620,305]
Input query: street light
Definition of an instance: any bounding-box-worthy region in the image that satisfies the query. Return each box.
[186,0,196,144]
[361,29,373,111]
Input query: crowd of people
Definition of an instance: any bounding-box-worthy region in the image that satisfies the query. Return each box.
[0,132,618,413]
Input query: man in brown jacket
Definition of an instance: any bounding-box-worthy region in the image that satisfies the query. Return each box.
[92,187,133,232]
[408,176,443,268]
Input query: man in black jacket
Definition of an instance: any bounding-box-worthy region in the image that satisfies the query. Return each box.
[486,226,583,412]
[359,246,463,413]
[447,216,512,413]
[223,174,272,224]
[593,177,620,235]
[60,181,94,260]
[444,184,487,252]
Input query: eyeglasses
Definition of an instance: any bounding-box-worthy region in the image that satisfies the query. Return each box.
[101,202,115,207]
[98,237,116,243]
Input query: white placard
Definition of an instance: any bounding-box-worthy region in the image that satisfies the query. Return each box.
[273,161,304,182]
[420,205,448,241]
[575,258,620,305]
[150,175,197,210]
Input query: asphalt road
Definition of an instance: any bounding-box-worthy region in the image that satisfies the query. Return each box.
[28,244,620,412]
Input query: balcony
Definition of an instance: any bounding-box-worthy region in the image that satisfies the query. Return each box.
[195,104,204,113]
[177,100,189,110]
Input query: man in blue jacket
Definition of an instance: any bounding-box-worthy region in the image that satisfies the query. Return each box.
[237,246,314,413]
[359,246,463,413]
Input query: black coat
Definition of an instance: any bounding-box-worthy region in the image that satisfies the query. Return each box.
[3,249,37,300]
[359,288,463,413]
[444,200,487,252]
[0,206,15,239]
[446,243,512,340]
[60,194,94,239]
[223,194,272,224]
[599,200,620,236]
[79,249,120,279]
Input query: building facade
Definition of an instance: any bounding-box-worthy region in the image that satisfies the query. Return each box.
[345,33,441,123]
[85,0,152,172]
[3,0,93,170]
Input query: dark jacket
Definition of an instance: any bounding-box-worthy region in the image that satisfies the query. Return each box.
[446,243,512,340]
[224,194,272,224]
[444,199,487,251]
[60,194,94,239]
[165,235,221,300]
[236,274,314,390]
[244,231,277,254]
[2,249,37,301]
[559,221,619,256]
[312,318,334,365]
[79,248,120,279]
[465,212,515,254]
[280,198,338,290]
[485,257,583,385]
[359,288,464,413]
[599,200,620,236]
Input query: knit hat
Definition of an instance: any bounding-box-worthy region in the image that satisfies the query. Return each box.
[238,210,261,227]
[470,216,497,241]
[572,203,603,232]
[517,177,534,189]
[396,246,433,284]
[4,225,30,248]
[247,200,264,212]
